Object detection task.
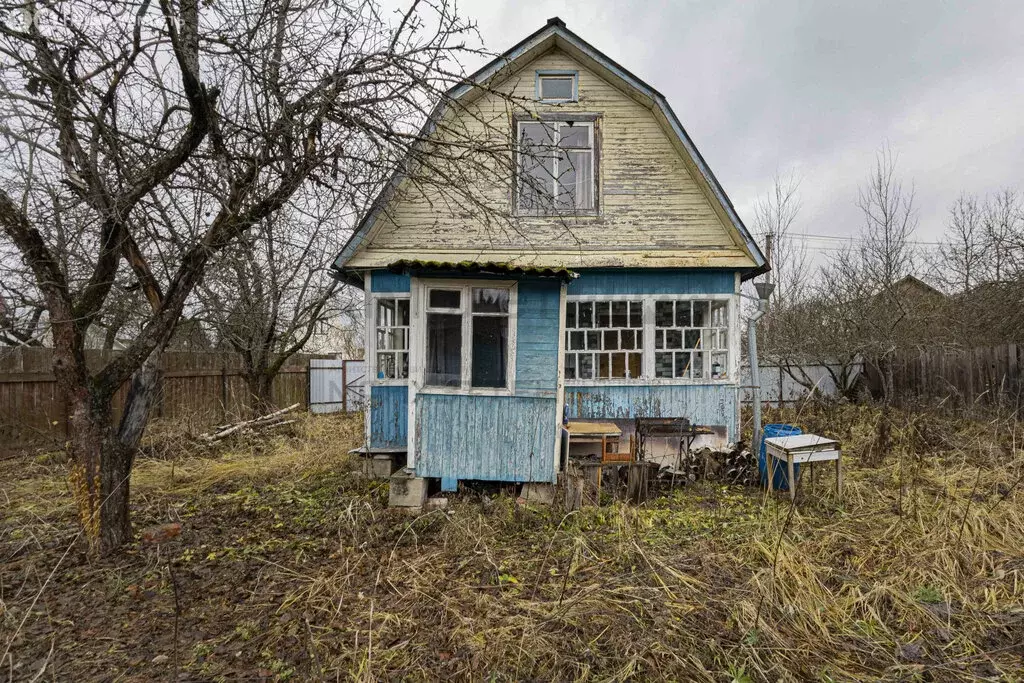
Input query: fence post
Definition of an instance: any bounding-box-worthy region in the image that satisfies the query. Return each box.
[341,360,347,413]
[220,363,228,423]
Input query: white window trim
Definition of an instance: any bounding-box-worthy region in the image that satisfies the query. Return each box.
[563,293,740,387]
[516,120,595,216]
[410,278,518,397]
[536,70,578,102]
[367,287,411,387]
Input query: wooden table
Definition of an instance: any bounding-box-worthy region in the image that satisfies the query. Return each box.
[565,421,622,461]
[764,434,842,501]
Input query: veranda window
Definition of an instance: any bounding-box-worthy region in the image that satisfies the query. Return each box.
[564,300,643,380]
[375,297,409,380]
[517,120,595,214]
[654,299,730,380]
[564,297,731,382]
[424,284,514,390]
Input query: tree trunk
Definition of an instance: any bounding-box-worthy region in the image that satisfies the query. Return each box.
[67,391,134,553]
[245,371,275,417]
[63,348,164,554]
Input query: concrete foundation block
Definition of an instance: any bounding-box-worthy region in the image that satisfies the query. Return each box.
[369,454,398,479]
[520,482,556,505]
[388,470,428,509]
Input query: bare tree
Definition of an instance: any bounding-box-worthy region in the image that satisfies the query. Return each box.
[855,145,918,290]
[753,171,808,307]
[0,0,510,552]
[982,188,1024,282]
[934,193,986,294]
[199,201,352,415]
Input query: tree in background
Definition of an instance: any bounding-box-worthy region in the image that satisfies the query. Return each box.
[199,201,355,415]
[0,0,511,553]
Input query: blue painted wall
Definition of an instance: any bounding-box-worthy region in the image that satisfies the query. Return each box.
[567,269,737,296]
[415,394,557,482]
[370,270,410,293]
[515,280,561,397]
[369,385,408,448]
[565,384,739,441]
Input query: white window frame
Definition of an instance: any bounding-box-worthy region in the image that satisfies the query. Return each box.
[411,279,518,396]
[563,293,739,387]
[564,299,644,381]
[516,119,596,215]
[368,289,411,387]
[536,70,578,102]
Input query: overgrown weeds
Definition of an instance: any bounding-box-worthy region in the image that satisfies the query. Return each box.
[2,404,1023,681]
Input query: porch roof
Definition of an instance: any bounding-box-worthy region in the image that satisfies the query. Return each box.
[384,259,577,282]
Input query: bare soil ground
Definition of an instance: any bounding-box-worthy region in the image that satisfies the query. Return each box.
[2,404,1023,681]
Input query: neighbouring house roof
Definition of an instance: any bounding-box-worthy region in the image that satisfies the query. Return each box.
[331,17,767,280]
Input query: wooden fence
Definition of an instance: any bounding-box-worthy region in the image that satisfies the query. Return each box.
[0,348,318,449]
[887,343,1022,408]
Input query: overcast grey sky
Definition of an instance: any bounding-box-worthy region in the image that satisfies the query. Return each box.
[459,0,1024,257]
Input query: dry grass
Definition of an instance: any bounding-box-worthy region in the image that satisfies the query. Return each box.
[2,404,1023,681]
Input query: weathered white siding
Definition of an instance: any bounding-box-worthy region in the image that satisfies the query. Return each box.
[346,48,756,270]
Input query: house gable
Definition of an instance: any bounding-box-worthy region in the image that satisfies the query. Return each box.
[336,20,766,274]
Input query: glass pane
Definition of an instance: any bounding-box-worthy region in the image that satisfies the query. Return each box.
[692,301,709,327]
[377,299,396,327]
[558,123,590,147]
[398,352,409,379]
[598,354,609,378]
[595,301,610,327]
[666,329,682,349]
[611,301,628,327]
[565,302,576,328]
[540,76,574,100]
[604,330,618,350]
[655,301,674,327]
[396,299,410,326]
[556,150,577,211]
[520,121,555,146]
[711,353,728,379]
[425,313,461,386]
[628,353,642,379]
[610,353,626,378]
[621,329,635,350]
[692,351,705,379]
[429,289,461,310]
[586,330,601,350]
[655,352,673,378]
[377,352,395,379]
[471,316,508,388]
[711,300,728,327]
[569,331,585,350]
[655,329,664,350]
[629,301,643,328]
[577,302,593,328]
[685,329,702,349]
[636,330,643,350]
[715,329,728,350]
[565,354,576,380]
[579,354,594,379]
[556,150,592,210]
[676,301,692,327]
[674,352,691,379]
[472,288,509,313]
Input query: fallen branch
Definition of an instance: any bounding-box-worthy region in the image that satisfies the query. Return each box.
[201,403,300,442]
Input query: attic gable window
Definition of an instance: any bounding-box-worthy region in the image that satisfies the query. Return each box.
[536,71,577,102]
[517,120,595,214]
